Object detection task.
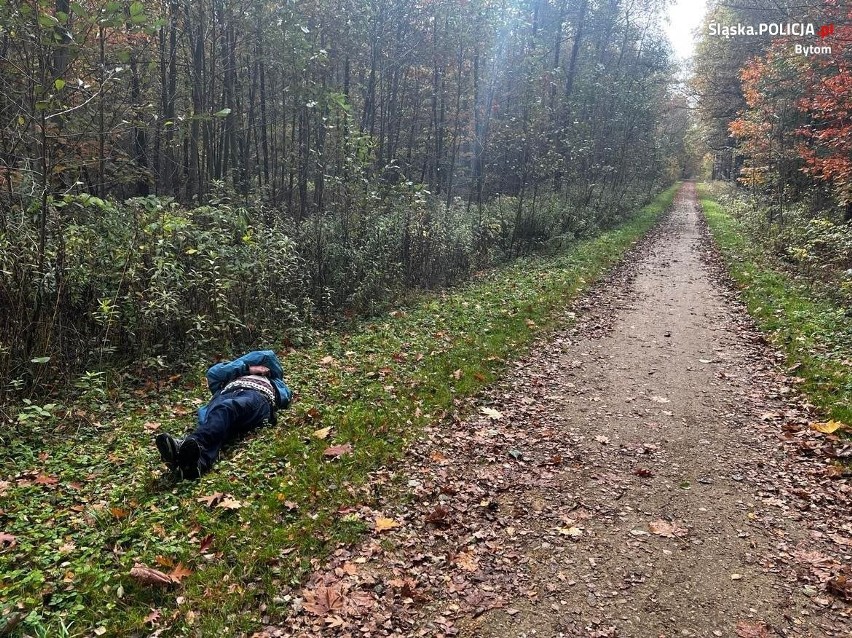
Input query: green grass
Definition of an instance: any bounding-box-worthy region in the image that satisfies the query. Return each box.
[0,184,678,637]
[698,184,852,425]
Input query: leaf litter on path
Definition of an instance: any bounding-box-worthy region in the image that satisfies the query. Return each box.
[264,184,851,637]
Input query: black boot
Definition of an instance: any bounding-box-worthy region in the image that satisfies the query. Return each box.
[155,433,183,470]
[178,437,204,480]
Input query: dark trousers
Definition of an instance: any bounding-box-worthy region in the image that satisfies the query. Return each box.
[192,389,271,469]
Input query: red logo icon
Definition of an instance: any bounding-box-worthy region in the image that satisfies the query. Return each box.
[818,23,834,38]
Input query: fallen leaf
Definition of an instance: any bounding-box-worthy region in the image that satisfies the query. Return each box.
[735,620,770,638]
[375,516,400,533]
[216,497,243,510]
[110,507,129,520]
[197,492,225,507]
[312,426,332,439]
[480,407,503,420]
[0,532,17,548]
[143,609,161,625]
[633,467,654,477]
[199,534,214,553]
[810,420,848,434]
[93,627,106,636]
[34,473,59,485]
[303,584,345,616]
[143,421,161,432]
[425,505,450,526]
[452,369,463,380]
[649,395,670,404]
[319,355,335,366]
[594,435,609,444]
[558,526,583,538]
[648,519,688,538]
[455,551,479,572]
[129,564,175,587]
[168,563,192,583]
[323,443,353,458]
[828,573,852,600]
[430,451,447,463]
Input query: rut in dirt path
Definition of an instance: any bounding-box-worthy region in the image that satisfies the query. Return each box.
[274,183,851,638]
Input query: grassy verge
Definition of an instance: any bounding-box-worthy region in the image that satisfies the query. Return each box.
[0,184,678,637]
[698,184,852,425]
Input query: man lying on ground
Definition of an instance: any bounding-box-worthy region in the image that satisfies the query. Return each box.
[155,350,292,479]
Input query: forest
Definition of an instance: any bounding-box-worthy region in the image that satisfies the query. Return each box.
[2,0,852,636]
[0,0,688,394]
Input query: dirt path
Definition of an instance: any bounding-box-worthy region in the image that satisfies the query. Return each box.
[272,183,851,638]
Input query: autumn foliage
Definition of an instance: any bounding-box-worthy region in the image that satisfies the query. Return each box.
[730,3,852,214]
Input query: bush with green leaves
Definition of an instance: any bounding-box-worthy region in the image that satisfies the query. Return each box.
[707,182,852,306]
[0,177,668,398]
[0,193,311,396]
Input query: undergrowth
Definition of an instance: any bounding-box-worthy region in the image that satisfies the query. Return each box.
[698,183,852,425]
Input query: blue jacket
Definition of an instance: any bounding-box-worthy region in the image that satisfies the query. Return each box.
[198,350,292,424]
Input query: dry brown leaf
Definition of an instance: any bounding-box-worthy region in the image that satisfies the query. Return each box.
[34,473,59,485]
[303,584,345,616]
[168,563,192,583]
[216,497,243,510]
[319,355,335,366]
[323,443,353,458]
[648,519,688,538]
[312,426,332,439]
[374,516,400,533]
[348,590,375,608]
[425,504,450,527]
[735,620,770,638]
[828,573,852,600]
[455,551,479,572]
[129,564,175,587]
[0,532,17,548]
[110,507,129,520]
[197,492,225,507]
[143,609,161,625]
